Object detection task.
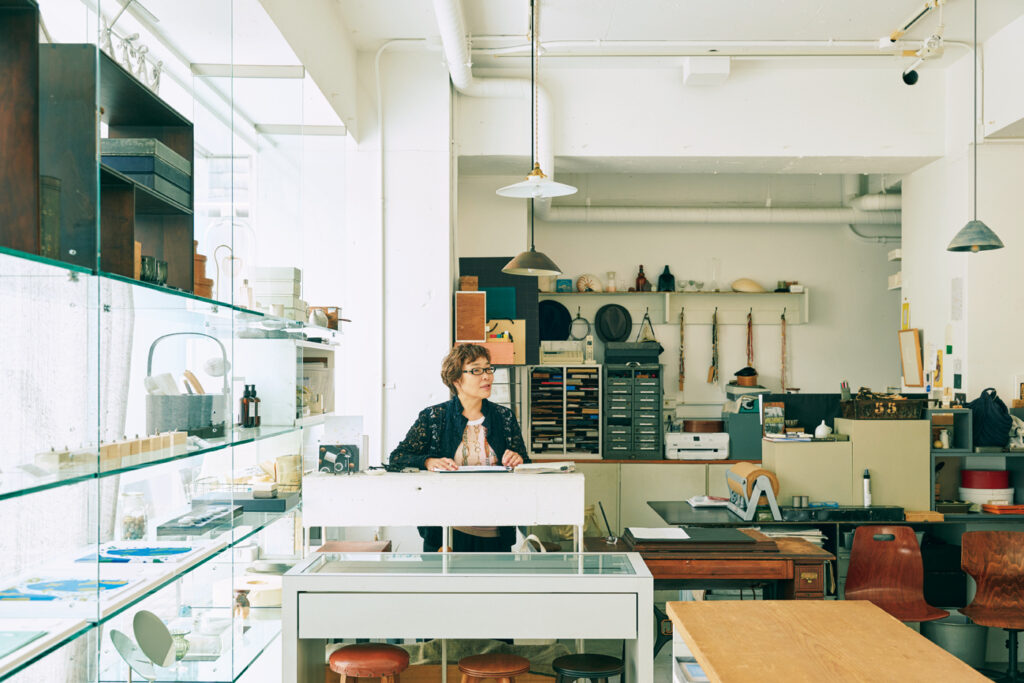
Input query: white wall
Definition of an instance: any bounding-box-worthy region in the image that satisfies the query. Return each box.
[984,14,1024,138]
[458,65,945,165]
[459,174,900,411]
[903,46,1024,399]
[340,49,453,464]
[966,142,1024,398]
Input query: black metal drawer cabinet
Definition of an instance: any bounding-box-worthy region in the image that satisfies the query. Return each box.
[604,364,663,459]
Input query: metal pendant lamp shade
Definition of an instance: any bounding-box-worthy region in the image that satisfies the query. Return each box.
[947,0,1004,253]
[503,202,561,275]
[502,247,562,275]
[947,220,1004,252]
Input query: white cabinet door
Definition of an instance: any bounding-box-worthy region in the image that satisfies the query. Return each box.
[578,462,620,535]
[707,463,734,498]
[620,464,705,530]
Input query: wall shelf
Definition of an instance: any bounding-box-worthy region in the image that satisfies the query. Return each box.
[541,289,809,325]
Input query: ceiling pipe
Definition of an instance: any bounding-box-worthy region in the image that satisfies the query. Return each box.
[850,193,902,211]
[538,205,900,225]
[432,0,555,186]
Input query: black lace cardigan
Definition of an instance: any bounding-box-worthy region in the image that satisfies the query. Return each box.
[388,396,530,550]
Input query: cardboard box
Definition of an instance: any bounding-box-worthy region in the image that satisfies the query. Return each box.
[482,341,513,365]
[459,275,478,291]
[486,319,526,365]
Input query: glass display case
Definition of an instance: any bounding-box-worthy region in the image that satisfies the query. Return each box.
[0,0,340,680]
[282,552,653,683]
[307,552,637,576]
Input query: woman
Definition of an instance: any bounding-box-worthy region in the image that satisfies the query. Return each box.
[389,344,530,552]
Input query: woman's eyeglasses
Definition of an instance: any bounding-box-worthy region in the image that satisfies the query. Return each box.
[463,366,496,376]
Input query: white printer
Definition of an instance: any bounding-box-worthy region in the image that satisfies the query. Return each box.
[665,432,730,460]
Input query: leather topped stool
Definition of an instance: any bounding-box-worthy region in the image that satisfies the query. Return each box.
[552,653,625,682]
[329,643,409,682]
[457,653,531,682]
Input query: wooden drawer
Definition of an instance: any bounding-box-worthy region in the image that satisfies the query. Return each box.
[786,562,825,597]
[644,558,791,581]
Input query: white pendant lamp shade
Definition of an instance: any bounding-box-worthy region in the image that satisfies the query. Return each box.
[497,163,578,198]
[496,0,576,200]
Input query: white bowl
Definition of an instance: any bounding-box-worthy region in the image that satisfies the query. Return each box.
[958,486,1015,507]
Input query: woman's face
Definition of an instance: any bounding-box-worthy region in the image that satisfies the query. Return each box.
[454,356,493,401]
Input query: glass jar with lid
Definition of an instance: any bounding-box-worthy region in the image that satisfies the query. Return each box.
[118,491,149,541]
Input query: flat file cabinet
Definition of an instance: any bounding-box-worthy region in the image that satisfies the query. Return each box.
[604,364,663,459]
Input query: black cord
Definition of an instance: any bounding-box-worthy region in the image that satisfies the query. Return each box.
[972,0,978,220]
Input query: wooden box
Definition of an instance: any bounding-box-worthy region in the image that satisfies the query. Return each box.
[454,291,486,342]
[459,275,478,291]
[840,398,925,420]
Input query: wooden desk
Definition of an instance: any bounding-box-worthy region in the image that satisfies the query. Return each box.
[585,531,834,599]
[667,600,988,682]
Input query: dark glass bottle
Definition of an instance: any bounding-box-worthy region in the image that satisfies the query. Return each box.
[240,385,252,427]
[658,265,675,292]
[250,384,261,427]
[635,265,649,292]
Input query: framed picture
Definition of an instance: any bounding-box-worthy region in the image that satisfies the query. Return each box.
[762,401,786,436]
[898,328,924,388]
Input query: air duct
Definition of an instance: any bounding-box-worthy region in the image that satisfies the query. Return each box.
[537,205,900,225]
[432,0,555,180]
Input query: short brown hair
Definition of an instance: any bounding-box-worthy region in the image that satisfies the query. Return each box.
[441,344,491,394]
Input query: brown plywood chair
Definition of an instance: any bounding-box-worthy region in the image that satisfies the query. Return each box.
[845,525,948,623]
[960,531,1024,682]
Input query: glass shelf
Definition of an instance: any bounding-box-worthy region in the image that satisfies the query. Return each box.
[309,552,637,576]
[102,425,301,477]
[0,244,94,276]
[97,608,281,683]
[1,425,300,504]
[99,506,301,624]
[98,270,302,332]
[0,507,297,679]
[0,618,95,681]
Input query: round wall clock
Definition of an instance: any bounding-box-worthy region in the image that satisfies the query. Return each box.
[576,274,603,292]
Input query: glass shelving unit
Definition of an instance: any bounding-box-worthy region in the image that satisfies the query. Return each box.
[0,1,323,680]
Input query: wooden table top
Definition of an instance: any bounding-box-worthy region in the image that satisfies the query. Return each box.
[584,533,834,561]
[667,600,988,682]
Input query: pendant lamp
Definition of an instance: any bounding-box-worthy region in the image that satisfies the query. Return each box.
[502,200,561,275]
[497,0,576,199]
[947,0,1004,253]
[501,0,564,276]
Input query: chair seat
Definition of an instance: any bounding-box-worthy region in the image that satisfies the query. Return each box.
[458,653,531,677]
[961,605,1024,630]
[866,598,948,623]
[552,653,625,677]
[329,643,410,677]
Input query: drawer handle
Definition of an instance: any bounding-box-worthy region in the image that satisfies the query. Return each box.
[800,572,819,584]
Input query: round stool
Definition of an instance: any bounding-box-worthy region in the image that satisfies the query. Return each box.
[329,643,410,682]
[552,653,625,682]
[457,653,531,682]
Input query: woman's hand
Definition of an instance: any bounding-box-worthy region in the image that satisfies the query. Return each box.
[425,457,459,471]
[501,450,523,468]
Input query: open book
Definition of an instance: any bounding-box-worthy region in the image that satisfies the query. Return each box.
[514,461,576,474]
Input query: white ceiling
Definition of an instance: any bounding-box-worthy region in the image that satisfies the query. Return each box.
[120,0,342,127]
[340,0,1024,54]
